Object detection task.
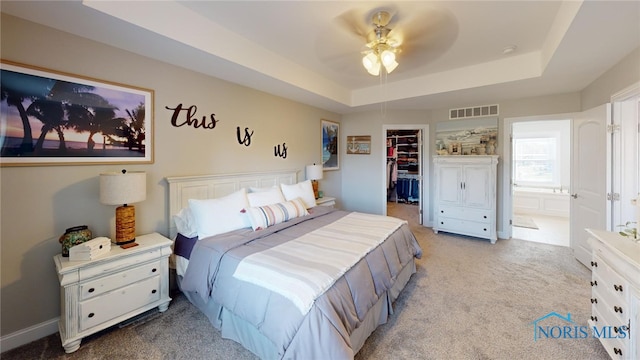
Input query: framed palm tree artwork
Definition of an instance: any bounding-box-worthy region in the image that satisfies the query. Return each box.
[0,60,153,166]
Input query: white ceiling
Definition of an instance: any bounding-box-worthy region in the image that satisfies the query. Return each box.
[2,1,639,114]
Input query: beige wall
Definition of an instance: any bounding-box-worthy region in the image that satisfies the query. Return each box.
[341,93,582,232]
[0,14,340,336]
[581,47,640,110]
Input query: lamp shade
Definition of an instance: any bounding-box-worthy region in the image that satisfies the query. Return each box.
[306,164,323,181]
[100,171,146,205]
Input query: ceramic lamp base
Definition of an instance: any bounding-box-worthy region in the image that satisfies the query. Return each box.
[115,205,136,245]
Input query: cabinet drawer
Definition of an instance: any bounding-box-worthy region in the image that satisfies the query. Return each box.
[79,275,161,331]
[438,205,491,223]
[78,248,161,281]
[592,256,627,303]
[438,217,492,238]
[598,333,627,359]
[80,260,162,300]
[592,285,628,326]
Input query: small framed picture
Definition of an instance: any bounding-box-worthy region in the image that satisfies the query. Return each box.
[346,135,371,155]
[321,119,339,170]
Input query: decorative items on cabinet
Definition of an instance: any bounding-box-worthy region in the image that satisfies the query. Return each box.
[433,155,499,243]
[587,229,640,360]
[59,225,93,257]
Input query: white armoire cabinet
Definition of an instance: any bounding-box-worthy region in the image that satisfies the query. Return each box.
[433,155,499,243]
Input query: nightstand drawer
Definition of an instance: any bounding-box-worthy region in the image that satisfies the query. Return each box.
[78,248,161,281]
[79,275,161,331]
[80,260,162,300]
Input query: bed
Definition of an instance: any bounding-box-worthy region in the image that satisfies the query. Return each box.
[166,170,422,359]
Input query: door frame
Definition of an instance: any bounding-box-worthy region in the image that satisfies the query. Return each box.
[381,124,429,226]
[609,82,640,230]
[501,113,574,240]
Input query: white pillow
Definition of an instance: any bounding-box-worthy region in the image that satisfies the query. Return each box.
[188,188,251,238]
[247,186,286,207]
[280,180,317,209]
[246,198,309,231]
[172,207,198,238]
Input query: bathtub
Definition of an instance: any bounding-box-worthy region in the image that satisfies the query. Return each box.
[513,187,570,218]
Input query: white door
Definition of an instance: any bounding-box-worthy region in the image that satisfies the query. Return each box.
[571,104,610,267]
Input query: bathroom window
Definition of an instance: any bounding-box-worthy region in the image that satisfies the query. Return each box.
[513,137,558,186]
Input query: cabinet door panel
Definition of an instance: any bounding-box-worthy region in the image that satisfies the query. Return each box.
[463,166,490,208]
[437,165,462,205]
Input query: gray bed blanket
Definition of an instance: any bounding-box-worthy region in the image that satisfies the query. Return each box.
[181,207,422,359]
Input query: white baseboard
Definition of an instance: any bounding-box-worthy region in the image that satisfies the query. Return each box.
[0,318,59,353]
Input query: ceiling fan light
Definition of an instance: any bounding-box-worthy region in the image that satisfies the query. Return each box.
[362,53,378,70]
[367,61,381,76]
[363,53,381,75]
[380,49,396,67]
[384,59,398,73]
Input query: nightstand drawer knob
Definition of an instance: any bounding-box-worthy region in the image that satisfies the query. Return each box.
[88,313,95,318]
[152,268,157,273]
[613,284,623,292]
[88,288,95,293]
[614,306,623,314]
[152,289,157,294]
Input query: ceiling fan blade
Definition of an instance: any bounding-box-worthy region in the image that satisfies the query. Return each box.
[390,6,458,62]
[334,8,370,41]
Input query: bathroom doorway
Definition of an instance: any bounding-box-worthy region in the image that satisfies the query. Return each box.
[510,119,571,246]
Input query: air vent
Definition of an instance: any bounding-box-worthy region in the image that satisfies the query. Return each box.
[449,104,499,119]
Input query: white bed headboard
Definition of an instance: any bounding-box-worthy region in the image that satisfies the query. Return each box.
[165,169,299,239]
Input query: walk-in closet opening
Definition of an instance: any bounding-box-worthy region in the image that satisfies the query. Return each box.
[384,125,428,226]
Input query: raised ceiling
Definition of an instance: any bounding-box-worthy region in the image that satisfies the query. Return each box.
[2,1,639,114]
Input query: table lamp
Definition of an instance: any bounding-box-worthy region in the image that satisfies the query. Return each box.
[100,170,146,246]
[306,164,323,199]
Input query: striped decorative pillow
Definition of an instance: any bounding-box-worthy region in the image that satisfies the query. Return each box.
[246,198,309,230]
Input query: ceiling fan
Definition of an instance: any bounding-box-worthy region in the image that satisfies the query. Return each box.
[321,5,458,78]
[361,10,399,76]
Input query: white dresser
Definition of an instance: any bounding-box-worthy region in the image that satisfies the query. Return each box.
[433,155,499,243]
[587,229,640,359]
[54,233,172,353]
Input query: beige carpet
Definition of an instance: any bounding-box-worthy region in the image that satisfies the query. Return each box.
[2,206,607,359]
[513,215,539,229]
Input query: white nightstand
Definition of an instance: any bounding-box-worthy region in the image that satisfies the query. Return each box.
[54,232,172,353]
[316,196,336,207]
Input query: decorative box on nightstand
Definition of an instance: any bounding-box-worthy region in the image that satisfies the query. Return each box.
[316,196,336,208]
[54,232,172,353]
